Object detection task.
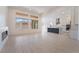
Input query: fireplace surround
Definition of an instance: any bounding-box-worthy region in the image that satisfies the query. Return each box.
[0,26,8,48]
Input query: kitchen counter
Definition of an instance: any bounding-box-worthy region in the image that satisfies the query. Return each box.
[48,28,59,34]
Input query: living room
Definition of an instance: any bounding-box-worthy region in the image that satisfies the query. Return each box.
[0,6,79,52]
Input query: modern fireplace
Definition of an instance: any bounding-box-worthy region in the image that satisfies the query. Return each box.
[0,27,8,48]
[2,30,8,41]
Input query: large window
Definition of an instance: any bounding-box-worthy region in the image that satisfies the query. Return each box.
[16,17,38,30]
[16,17,32,30]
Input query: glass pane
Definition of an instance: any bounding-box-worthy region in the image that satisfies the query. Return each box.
[16,17,32,30]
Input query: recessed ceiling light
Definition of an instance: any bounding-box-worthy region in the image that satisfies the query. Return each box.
[38,11,42,14]
[62,12,64,14]
[29,8,32,11]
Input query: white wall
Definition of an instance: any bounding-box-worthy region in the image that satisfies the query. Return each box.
[78,7,79,40]
[70,7,79,40]
[0,7,8,27]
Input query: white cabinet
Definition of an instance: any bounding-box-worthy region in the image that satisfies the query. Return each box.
[77,7,79,40]
[74,7,78,24]
[74,7,79,40]
[69,7,79,40]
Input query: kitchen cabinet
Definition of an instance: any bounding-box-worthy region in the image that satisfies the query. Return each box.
[69,7,79,40]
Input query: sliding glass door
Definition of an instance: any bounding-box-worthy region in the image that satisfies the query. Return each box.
[32,20,38,29]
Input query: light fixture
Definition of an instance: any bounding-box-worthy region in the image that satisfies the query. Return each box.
[28,8,32,11]
[62,12,65,14]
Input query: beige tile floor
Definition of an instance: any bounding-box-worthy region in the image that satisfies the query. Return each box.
[0,32,79,53]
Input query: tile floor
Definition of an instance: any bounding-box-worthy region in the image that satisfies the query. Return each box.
[0,32,79,53]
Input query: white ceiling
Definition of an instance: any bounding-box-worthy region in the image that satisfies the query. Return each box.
[23,6,59,14]
[10,6,62,15]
